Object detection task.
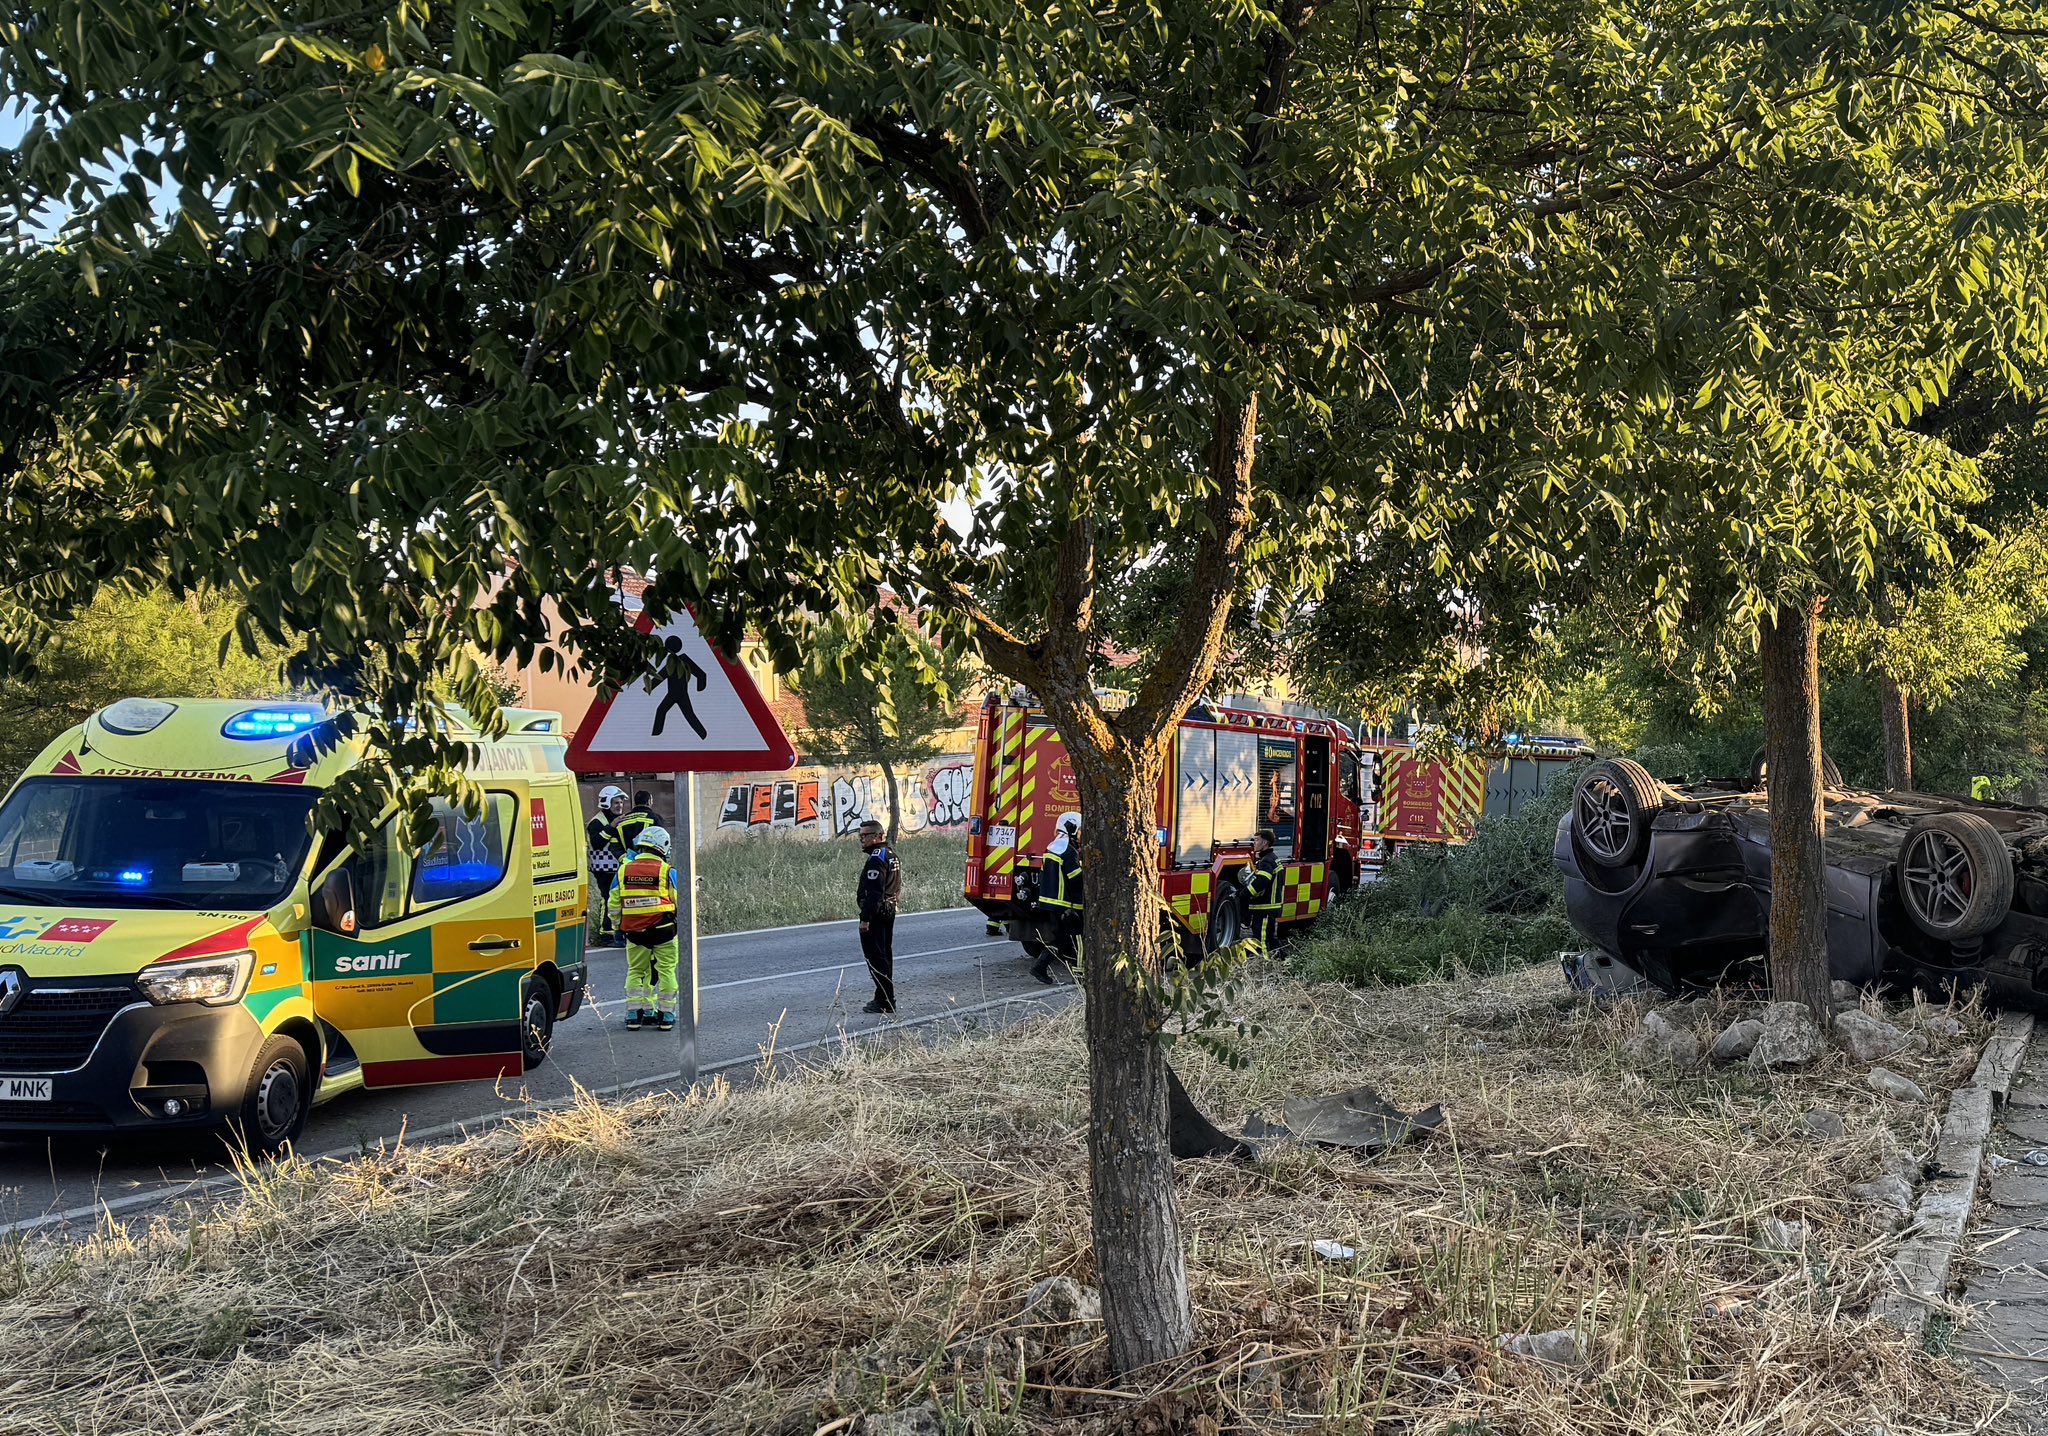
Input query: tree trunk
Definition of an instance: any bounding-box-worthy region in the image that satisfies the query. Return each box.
[1761,595,1832,1017]
[878,752,903,844]
[1064,733,1194,1372]
[1879,671,1913,792]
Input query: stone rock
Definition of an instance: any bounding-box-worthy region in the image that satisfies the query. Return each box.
[1802,1108,1847,1139]
[1709,1019,1765,1062]
[1498,1329,1584,1366]
[1831,980,1862,1004]
[1759,1217,1809,1253]
[1867,1067,1928,1103]
[1909,1012,1965,1039]
[1625,1010,1701,1069]
[1749,1002,1827,1070]
[1849,1174,1915,1216]
[861,1409,943,1436]
[1833,1010,1921,1064]
[1016,1275,1102,1329]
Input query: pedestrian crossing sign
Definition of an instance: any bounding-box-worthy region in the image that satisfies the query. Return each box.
[565,608,796,773]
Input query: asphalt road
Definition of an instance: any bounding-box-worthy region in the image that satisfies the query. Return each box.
[0,907,1071,1231]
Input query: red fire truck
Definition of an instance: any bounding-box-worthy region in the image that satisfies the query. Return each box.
[962,696,1371,954]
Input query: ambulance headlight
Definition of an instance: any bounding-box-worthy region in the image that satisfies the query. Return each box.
[137,952,254,1007]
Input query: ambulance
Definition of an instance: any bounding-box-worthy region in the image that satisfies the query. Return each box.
[0,698,590,1153]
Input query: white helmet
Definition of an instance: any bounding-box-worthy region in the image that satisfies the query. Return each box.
[1059,813,1081,835]
[598,784,626,809]
[636,826,672,857]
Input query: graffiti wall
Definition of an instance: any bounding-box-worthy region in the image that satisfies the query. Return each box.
[707,758,974,841]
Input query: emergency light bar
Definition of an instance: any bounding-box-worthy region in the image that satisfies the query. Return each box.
[223,706,326,740]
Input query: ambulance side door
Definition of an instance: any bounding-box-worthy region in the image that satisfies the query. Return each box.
[307,793,533,1088]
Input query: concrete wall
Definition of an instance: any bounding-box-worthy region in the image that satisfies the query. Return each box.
[573,754,974,846]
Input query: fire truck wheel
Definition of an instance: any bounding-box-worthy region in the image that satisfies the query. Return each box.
[1206,893,1245,955]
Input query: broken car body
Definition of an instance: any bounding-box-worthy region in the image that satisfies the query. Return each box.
[1555,757,2048,1011]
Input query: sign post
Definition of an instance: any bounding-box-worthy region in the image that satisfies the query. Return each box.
[567,609,796,1088]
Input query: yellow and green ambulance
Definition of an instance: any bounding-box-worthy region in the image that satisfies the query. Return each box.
[0,698,590,1153]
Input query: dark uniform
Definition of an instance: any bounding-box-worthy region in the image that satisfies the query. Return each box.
[857,841,902,1012]
[586,812,626,944]
[617,801,661,853]
[1036,830,1084,980]
[1243,849,1283,950]
[1330,839,1356,902]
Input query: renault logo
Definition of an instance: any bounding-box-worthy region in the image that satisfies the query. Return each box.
[0,969,21,1018]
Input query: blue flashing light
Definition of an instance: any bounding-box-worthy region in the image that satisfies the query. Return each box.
[117,868,150,886]
[418,862,505,886]
[223,707,325,740]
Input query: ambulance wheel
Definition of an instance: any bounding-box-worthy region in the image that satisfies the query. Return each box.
[229,1035,310,1158]
[1206,893,1245,955]
[521,975,556,1068]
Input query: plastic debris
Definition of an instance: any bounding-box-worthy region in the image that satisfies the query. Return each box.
[1244,1086,1445,1157]
[1310,1239,1356,1261]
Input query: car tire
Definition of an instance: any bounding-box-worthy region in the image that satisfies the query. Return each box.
[1747,747,1846,791]
[228,1034,311,1158]
[1206,892,1245,955]
[1571,758,1666,868]
[1898,811,2014,940]
[521,975,557,1069]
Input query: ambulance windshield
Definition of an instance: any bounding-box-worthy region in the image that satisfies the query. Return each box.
[0,777,321,910]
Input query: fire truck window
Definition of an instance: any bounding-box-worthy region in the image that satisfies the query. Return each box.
[1258,738,1297,858]
[1339,751,1361,804]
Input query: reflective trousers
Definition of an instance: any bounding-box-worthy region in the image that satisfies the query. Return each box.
[624,935,680,1014]
[1250,908,1281,951]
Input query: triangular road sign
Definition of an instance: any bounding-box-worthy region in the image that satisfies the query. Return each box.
[565,609,797,774]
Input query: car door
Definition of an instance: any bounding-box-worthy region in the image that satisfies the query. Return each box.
[308,792,533,1088]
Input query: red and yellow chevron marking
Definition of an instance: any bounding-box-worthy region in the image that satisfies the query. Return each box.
[1438,755,1486,836]
[1278,862,1326,922]
[984,708,1030,876]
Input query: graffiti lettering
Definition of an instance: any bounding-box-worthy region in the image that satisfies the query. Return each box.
[928,762,971,827]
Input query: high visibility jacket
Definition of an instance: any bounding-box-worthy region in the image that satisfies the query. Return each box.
[1039,837,1084,911]
[617,806,659,851]
[1243,854,1283,913]
[614,853,678,941]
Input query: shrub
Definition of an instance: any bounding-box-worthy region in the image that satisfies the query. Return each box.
[1294,774,1577,987]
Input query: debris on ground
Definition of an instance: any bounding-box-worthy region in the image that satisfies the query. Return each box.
[1804,1108,1848,1139]
[1867,1067,1928,1103]
[2025,1150,2048,1167]
[1834,1010,1922,1064]
[1625,1009,1701,1069]
[1849,1174,1915,1218]
[1711,1018,1766,1062]
[1243,1085,1445,1155]
[1497,1329,1586,1367]
[1759,1217,1810,1253]
[1015,1275,1102,1332]
[1309,1239,1356,1261]
[1561,949,1653,997]
[860,1408,943,1436]
[1749,1001,1828,1069]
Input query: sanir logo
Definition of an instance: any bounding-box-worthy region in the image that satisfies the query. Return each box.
[334,950,417,974]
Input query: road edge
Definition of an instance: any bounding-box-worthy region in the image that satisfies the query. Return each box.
[1877,1008,2034,1340]
[0,984,1073,1238]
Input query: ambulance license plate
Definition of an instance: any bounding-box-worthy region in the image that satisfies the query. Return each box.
[0,1077,51,1102]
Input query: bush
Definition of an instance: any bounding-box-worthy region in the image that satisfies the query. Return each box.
[1294,773,1578,987]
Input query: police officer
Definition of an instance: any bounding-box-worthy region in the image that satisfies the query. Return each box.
[609,825,681,1031]
[586,785,628,947]
[856,819,902,1014]
[1242,827,1284,951]
[617,789,663,851]
[1034,813,1084,984]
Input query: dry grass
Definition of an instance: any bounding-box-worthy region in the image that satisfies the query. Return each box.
[0,970,2019,1434]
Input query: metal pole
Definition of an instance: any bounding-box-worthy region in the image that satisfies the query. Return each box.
[673,771,700,1088]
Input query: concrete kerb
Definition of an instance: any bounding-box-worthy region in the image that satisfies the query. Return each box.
[0,985,1076,1239]
[1877,1009,2036,1339]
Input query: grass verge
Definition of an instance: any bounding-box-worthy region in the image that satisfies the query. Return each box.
[0,968,2012,1434]
[1294,777,1575,987]
[695,831,970,934]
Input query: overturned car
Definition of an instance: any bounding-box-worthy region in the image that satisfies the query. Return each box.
[1555,756,2048,1011]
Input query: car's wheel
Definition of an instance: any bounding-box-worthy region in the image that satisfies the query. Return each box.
[1206,892,1245,954]
[1747,747,1846,791]
[229,1035,310,1158]
[521,975,557,1068]
[1571,758,1666,868]
[1898,811,2014,940]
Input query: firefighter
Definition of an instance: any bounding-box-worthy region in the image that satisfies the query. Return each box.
[1242,827,1284,951]
[1330,835,1356,902]
[608,825,681,1031]
[1034,813,1084,984]
[856,819,902,1013]
[617,789,662,851]
[586,785,628,947]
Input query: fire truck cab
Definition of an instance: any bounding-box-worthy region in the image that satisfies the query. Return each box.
[962,696,1368,955]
